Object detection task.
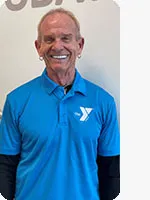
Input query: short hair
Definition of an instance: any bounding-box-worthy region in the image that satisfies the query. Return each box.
[37,8,81,42]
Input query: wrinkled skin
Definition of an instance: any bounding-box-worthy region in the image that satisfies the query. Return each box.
[35,13,84,86]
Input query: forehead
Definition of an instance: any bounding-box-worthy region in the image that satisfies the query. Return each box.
[40,13,77,35]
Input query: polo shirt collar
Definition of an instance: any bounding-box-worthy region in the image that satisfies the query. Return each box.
[72,70,87,96]
[41,68,87,96]
[41,68,58,94]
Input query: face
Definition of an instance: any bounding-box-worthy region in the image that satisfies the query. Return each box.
[35,13,84,74]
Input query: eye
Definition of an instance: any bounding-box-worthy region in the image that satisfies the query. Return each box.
[44,36,54,44]
[62,36,72,43]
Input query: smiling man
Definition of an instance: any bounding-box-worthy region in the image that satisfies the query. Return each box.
[35,10,84,86]
[0,8,120,200]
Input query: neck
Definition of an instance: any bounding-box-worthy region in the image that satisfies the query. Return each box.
[46,68,75,86]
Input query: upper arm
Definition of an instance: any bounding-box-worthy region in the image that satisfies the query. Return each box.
[98,98,120,157]
[0,97,21,155]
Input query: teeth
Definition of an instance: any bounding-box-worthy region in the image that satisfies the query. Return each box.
[51,55,68,59]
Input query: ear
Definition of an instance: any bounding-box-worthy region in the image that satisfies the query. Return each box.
[35,40,42,56]
[77,37,84,55]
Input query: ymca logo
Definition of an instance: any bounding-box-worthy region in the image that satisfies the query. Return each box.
[74,106,93,121]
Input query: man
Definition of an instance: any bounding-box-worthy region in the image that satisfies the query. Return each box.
[0,8,120,200]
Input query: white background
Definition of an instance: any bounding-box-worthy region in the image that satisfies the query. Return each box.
[120,0,150,200]
[0,0,120,120]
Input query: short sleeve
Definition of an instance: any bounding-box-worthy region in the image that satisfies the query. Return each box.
[0,96,21,155]
[98,99,120,156]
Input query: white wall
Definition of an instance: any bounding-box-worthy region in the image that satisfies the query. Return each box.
[0,0,120,119]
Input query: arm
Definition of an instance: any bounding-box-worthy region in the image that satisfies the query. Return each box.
[97,97,120,199]
[0,154,20,200]
[97,155,120,200]
[0,96,21,200]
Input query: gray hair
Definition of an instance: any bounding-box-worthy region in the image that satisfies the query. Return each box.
[37,8,81,42]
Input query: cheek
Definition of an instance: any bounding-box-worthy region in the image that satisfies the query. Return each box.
[40,44,50,55]
[69,50,77,60]
[69,46,79,56]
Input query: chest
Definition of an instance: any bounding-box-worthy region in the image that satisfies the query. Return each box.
[18,94,102,153]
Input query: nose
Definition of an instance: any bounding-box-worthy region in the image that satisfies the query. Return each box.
[51,39,63,51]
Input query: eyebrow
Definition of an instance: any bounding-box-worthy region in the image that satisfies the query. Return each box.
[61,33,73,37]
[43,33,73,38]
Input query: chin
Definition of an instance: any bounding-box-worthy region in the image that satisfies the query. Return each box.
[48,65,69,72]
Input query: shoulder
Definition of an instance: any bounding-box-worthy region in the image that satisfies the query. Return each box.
[83,78,114,103]
[5,76,41,111]
[7,76,41,100]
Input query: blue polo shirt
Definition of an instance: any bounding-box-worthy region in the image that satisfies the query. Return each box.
[0,69,120,200]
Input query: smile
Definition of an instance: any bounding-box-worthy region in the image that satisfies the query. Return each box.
[50,55,69,59]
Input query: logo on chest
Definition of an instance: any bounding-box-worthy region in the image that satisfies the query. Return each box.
[74,106,93,122]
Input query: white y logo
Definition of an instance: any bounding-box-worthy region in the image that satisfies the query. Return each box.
[80,107,93,121]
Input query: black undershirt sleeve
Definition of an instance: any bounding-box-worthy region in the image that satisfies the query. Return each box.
[97,155,120,200]
[0,154,20,200]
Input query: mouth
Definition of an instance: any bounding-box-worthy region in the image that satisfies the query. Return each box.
[50,55,69,60]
